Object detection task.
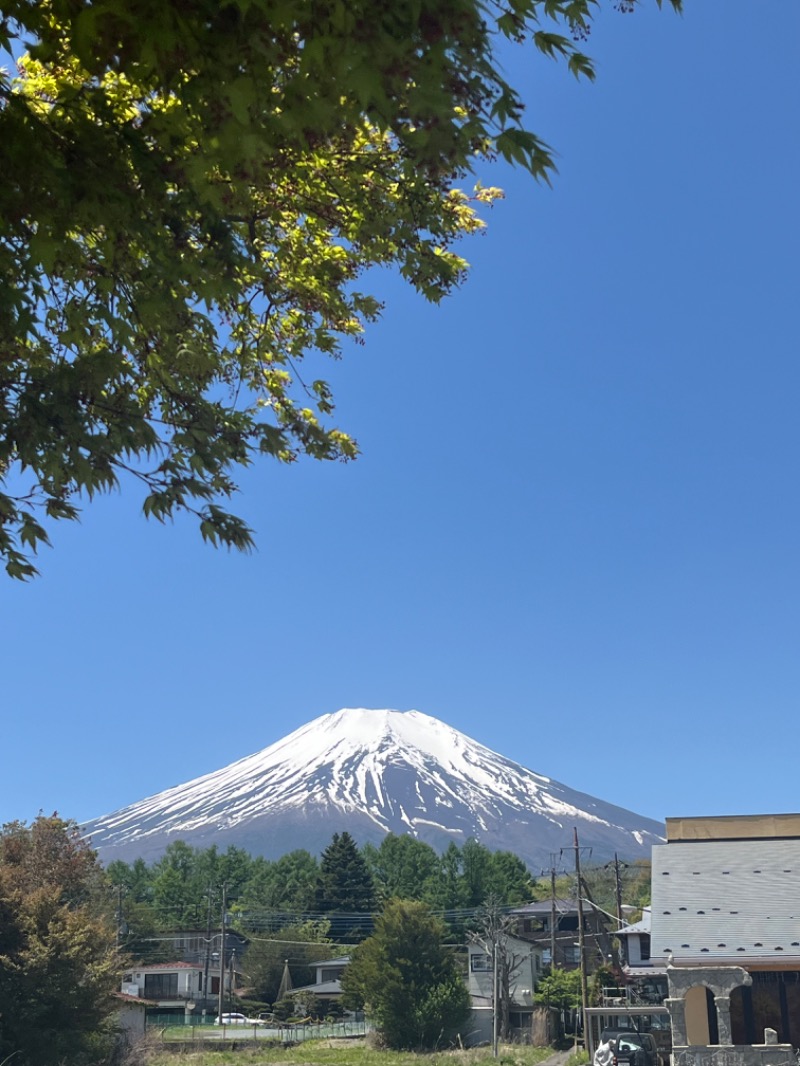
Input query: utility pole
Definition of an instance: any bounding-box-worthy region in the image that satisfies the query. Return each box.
[217,883,227,1023]
[492,936,499,1058]
[202,884,213,1013]
[115,885,124,950]
[614,854,624,930]
[550,866,557,970]
[573,829,589,1055]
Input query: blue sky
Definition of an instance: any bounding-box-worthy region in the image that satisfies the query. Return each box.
[3,1,799,839]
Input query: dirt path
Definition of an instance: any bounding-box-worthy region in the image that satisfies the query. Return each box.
[534,1048,576,1066]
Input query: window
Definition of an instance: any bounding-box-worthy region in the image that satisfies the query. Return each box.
[639,935,651,961]
[144,973,178,998]
[470,953,492,972]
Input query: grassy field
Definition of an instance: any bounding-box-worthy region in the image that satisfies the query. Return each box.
[140,1036,567,1066]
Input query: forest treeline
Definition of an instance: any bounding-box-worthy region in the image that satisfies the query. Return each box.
[106,830,651,1003]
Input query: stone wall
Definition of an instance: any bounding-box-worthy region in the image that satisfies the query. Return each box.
[672,1046,795,1066]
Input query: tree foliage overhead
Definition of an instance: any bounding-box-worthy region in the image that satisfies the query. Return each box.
[0,0,680,577]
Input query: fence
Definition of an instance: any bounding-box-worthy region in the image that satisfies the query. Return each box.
[147,1016,371,1043]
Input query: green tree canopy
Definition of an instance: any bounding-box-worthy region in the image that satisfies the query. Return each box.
[342,898,470,1050]
[534,966,583,1010]
[0,0,680,577]
[0,815,119,1066]
[239,850,320,912]
[362,833,441,903]
[315,831,376,926]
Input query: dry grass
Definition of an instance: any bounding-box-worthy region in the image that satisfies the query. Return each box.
[132,1034,557,1066]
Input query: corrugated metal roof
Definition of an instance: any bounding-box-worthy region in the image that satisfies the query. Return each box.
[651,839,800,964]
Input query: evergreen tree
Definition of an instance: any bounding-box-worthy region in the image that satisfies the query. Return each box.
[315,832,376,916]
[427,842,465,912]
[363,834,441,903]
[151,840,201,927]
[487,849,534,904]
[342,898,469,1049]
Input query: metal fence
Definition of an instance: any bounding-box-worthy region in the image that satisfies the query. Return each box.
[148,1016,371,1043]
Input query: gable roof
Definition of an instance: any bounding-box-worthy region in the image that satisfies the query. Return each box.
[651,838,800,964]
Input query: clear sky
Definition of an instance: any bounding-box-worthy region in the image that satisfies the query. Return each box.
[3,1,799,839]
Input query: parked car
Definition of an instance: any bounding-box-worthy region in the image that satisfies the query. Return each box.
[215,1013,249,1026]
[600,1029,660,1066]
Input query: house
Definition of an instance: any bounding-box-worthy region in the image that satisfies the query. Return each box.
[136,928,248,968]
[467,935,544,1043]
[648,812,800,1065]
[512,898,610,971]
[121,958,238,1019]
[290,956,351,1001]
[586,908,670,1061]
[616,907,669,1004]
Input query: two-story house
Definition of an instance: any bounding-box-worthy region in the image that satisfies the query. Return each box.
[467,936,544,1042]
[121,957,239,1020]
[513,898,609,971]
[650,813,800,1058]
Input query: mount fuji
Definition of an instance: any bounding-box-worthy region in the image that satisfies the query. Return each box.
[82,708,664,866]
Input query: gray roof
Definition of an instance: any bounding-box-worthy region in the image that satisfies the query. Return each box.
[617,908,651,937]
[651,838,800,963]
[513,898,580,916]
[291,980,343,995]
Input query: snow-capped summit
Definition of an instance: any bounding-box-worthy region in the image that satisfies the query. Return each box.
[82,708,664,865]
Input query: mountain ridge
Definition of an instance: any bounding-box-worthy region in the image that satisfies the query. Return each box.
[82,708,664,866]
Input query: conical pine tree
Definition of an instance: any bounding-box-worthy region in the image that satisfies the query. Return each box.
[315,832,376,915]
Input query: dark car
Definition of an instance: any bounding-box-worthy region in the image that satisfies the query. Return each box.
[600,1029,660,1066]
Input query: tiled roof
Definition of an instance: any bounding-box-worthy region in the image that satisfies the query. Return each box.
[651,838,800,963]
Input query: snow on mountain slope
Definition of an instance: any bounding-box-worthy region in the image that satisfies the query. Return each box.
[82,708,665,865]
